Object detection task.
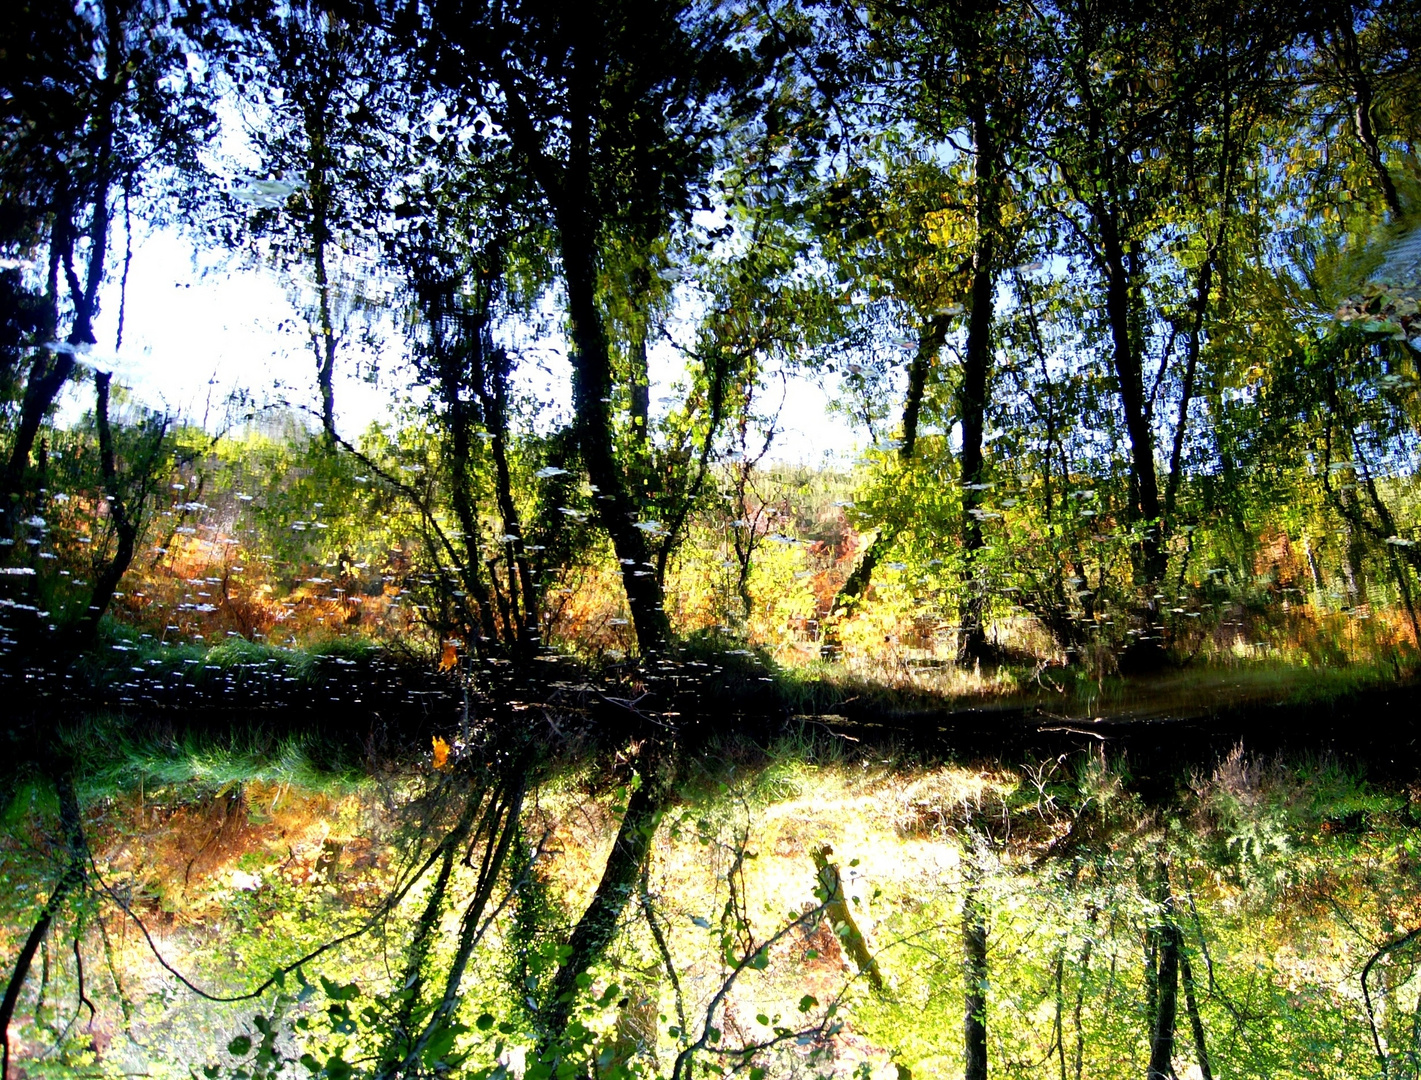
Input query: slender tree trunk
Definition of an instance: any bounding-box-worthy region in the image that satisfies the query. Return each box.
[901,314,951,460]
[559,197,670,653]
[824,314,949,643]
[539,745,675,1054]
[313,218,338,446]
[812,846,884,990]
[71,371,161,650]
[1072,923,1094,1080]
[1146,858,1179,1080]
[1100,221,1164,586]
[384,768,530,1079]
[2,353,71,539]
[1162,256,1213,531]
[478,344,540,653]
[1179,951,1213,1080]
[448,398,501,648]
[1165,74,1238,548]
[628,268,652,450]
[387,786,487,1050]
[831,530,892,616]
[305,56,340,446]
[4,203,96,541]
[958,105,999,660]
[427,285,501,647]
[963,870,989,1080]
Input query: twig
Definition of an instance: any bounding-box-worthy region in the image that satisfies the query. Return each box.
[1362,927,1421,1071]
[73,932,96,1032]
[640,859,688,1041]
[670,902,830,1080]
[86,802,483,1005]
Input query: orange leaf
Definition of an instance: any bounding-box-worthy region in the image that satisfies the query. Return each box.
[439,642,458,672]
[431,736,451,771]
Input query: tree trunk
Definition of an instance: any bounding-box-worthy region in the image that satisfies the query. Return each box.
[1179,951,1214,1080]
[386,786,487,1051]
[963,873,989,1080]
[812,845,884,990]
[901,314,951,460]
[71,371,159,650]
[822,314,948,648]
[628,272,652,450]
[1100,219,1164,586]
[385,768,529,1078]
[559,202,670,654]
[1146,859,1179,1080]
[477,343,540,654]
[304,53,340,446]
[958,107,998,660]
[1,771,87,1080]
[1,353,71,540]
[1329,12,1402,218]
[539,745,675,1054]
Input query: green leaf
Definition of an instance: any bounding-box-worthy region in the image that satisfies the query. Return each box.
[477,1012,496,1031]
[755,1013,770,1026]
[320,975,360,1002]
[325,1056,354,1080]
[425,1022,469,1066]
[228,1035,253,1056]
[799,994,819,1013]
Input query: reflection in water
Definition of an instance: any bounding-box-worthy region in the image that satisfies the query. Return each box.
[3,742,1418,1079]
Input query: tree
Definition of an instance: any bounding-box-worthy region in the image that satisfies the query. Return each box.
[859,0,1045,660]
[0,0,213,684]
[222,0,398,444]
[1041,0,1295,662]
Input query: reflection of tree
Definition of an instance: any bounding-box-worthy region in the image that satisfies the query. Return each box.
[9,739,1421,1076]
[0,771,87,1078]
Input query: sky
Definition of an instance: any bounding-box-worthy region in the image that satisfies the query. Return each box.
[76,225,859,464]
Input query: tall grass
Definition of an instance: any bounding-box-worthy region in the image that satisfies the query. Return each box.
[50,713,368,805]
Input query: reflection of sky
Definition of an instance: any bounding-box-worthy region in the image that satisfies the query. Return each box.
[72,225,857,463]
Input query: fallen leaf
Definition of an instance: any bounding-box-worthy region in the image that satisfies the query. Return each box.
[439,641,458,672]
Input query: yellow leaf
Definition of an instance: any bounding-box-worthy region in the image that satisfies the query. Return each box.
[432,736,450,771]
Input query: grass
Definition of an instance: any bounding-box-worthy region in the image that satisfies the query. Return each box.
[747,642,1418,727]
[0,712,372,821]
